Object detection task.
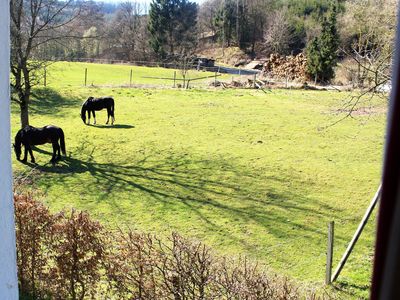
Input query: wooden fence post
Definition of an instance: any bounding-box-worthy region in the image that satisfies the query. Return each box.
[253,73,256,89]
[130,69,133,86]
[44,67,47,87]
[214,72,217,86]
[285,72,288,88]
[84,68,87,86]
[174,71,176,88]
[326,221,334,285]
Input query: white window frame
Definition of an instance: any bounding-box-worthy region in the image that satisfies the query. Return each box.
[0,0,19,298]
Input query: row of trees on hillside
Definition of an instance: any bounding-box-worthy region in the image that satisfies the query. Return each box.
[12,0,396,72]
[14,0,395,83]
[198,0,340,55]
[29,0,200,62]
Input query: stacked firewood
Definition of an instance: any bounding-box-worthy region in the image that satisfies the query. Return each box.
[262,53,309,81]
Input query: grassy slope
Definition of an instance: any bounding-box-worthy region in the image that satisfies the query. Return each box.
[12,62,386,298]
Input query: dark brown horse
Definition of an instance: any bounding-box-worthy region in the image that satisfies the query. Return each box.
[13,125,66,164]
[80,96,115,125]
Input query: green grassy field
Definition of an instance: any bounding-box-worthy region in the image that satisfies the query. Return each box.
[11,62,386,298]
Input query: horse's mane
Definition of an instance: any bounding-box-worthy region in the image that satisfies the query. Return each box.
[15,129,21,140]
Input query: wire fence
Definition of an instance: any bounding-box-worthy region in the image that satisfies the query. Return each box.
[56,57,260,74]
[42,58,262,90]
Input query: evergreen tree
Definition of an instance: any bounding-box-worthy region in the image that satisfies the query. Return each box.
[148,0,198,58]
[213,0,249,49]
[306,4,339,82]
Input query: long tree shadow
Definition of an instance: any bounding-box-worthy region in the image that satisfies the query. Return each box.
[30,87,82,116]
[28,147,345,249]
[17,146,354,281]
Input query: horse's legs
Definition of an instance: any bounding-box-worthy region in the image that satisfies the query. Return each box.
[22,145,28,162]
[87,110,91,124]
[56,141,61,160]
[27,146,35,163]
[92,110,96,124]
[106,108,110,124]
[50,142,57,164]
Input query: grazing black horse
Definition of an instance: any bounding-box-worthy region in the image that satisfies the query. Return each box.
[81,96,115,125]
[13,125,66,164]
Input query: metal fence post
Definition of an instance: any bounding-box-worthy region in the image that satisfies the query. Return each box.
[130,69,133,86]
[84,68,87,86]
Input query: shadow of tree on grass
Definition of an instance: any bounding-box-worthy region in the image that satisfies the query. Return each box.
[30,88,82,116]
[26,146,344,247]
[13,144,354,285]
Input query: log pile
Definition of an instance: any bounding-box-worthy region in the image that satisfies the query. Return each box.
[262,53,309,81]
[210,80,246,88]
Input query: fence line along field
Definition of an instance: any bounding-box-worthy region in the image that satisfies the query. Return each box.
[46,61,234,88]
[12,62,386,298]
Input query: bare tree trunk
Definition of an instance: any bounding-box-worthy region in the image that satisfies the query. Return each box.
[11,0,83,129]
[236,0,239,46]
[20,101,29,128]
[251,21,256,54]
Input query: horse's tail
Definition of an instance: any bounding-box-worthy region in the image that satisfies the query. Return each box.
[59,129,66,156]
[110,97,115,123]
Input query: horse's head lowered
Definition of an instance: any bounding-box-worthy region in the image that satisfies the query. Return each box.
[80,107,86,124]
[81,97,94,124]
[13,132,22,160]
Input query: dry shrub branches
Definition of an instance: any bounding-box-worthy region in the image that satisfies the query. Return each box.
[15,194,321,299]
